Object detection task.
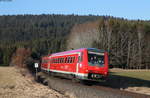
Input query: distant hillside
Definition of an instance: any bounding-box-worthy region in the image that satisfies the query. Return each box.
[0,14,150,69]
[0,14,101,65]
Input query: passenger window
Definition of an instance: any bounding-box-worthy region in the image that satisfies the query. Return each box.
[72,57,75,63]
[65,57,67,63]
[62,58,64,63]
[55,59,57,63]
[69,57,71,63]
[68,57,70,63]
[59,58,60,63]
[60,58,61,63]
[67,57,70,63]
[53,59,54,63]
[61,58,62,63]
[70,57,72,63]
[53,59,55,63]
[69,57,72,63]
[57,58,59,63]
[67,57,69,63]
[51,59,53,63]
[71,57,73,63]
[61,58,63,63]
[58,58,60,63]
[60,58,62,63]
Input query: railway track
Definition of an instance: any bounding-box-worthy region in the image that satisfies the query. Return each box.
[36,72,150,98]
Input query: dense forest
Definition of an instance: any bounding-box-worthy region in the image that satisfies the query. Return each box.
[0,14,150,69]
[0,14,100,66]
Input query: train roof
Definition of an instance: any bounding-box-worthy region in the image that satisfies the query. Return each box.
[50,48,105,57]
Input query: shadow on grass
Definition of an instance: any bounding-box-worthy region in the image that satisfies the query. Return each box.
[97,73,150,89]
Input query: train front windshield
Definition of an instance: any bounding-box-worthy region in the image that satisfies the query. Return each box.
[88,52,104,66]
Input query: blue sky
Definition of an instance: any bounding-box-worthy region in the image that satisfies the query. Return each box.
[0,0,149,20]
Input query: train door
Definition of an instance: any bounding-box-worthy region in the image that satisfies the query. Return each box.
[76,52,82,74]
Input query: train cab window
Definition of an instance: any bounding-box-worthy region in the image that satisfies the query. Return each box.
[88,52,104,66]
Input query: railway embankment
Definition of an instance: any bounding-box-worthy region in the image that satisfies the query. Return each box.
[37,72,150,98]
[0,66,149,98]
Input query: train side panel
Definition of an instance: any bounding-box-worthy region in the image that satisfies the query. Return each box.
[41,48,109,81]
[49,53,79,73]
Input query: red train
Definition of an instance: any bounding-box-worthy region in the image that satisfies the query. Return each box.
[41,48,109,81]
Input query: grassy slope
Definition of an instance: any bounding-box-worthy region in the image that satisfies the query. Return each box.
[106,69,150,89]
[111,71,150,81]
[108,69,150,95]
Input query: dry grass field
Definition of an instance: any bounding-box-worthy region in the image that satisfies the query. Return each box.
[0,66,66,98]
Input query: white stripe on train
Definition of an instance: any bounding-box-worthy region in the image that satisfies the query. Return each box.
[41,67,88,77]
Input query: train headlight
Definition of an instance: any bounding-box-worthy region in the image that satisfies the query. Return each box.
[79,64,82,68]
[85,69,89,72]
